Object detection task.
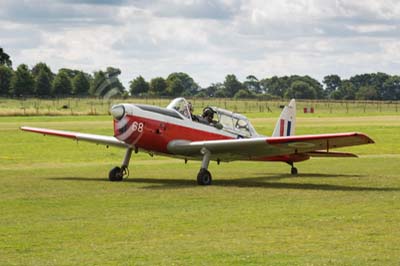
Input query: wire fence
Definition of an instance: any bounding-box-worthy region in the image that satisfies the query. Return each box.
[0,97,398,116]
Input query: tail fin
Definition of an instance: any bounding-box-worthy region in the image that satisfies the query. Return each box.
[272,99,296,137]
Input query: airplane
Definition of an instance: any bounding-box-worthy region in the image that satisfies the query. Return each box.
[21,98,374,185]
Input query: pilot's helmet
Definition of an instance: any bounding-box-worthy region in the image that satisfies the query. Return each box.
[202,107,214,119]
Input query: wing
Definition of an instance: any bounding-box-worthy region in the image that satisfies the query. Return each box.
[167,132,374,161]
[20,126,128,148]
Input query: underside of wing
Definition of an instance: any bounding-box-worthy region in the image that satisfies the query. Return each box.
[20,126,128,148]
[306,151,358,157]
[167,132,374,161]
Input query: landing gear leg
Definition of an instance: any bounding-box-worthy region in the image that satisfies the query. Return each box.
[109,147,133,182]
[287,162,298,175]
[197,148,212,185]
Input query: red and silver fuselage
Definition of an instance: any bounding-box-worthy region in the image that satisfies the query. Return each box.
[110,103,312,163]
[111,103,236,155]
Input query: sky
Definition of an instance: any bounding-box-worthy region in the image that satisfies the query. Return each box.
[1,0,400,87]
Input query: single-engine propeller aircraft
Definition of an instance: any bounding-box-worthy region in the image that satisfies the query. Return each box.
[21,98,374,185]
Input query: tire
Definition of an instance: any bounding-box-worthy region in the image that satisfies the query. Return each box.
[291,167,298,175]
[197,168,212,185]
[109,166,123,182]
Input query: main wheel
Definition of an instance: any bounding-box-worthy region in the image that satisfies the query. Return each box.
[109,166,124,182]
[291,167,298,175]
[197,168,212,185]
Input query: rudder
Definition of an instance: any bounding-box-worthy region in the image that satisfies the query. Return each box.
[272,99,296,137]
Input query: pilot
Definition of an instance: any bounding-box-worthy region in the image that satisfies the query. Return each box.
[188,102,194,114]
[200,107,223,129]
[202,107,214,124]
[187,102,199,122]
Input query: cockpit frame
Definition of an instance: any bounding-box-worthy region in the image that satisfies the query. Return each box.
[166,98,258,138]
[166,97,193,121]
[211,107,257,138]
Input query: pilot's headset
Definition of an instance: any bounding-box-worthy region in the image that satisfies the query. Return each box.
[202,107,214,119]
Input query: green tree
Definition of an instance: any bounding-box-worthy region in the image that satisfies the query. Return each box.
[166,72,199,96]
[285,81,316,99]
[260,76,290,98]
[32,62,54,80]
[224,74,242,97]
[106,67,121,76]
[166,77,184,96]
[331,81,356,100]
[200,83,224,97]
[35,69,52,97]
[0,47,12,67]
[234,89,254,99]
[244,75,261,94]
[381,76,400,100]
[72,72,90,96]
[0,65,13,96]
[90,70,106,96]
[105,67,125,95]
[59,68,81,80]
[356,86,378,100]
[129,76,149,96]
[214,88,227,98]
[288,75,323,98]
[89,68,124,98]
[52,71,72,96]
[323,74,341,97]
[149,77,167,96]
[261,75,323,99]
[10,64,34,97]
[195,90,208,98]
[349,73,389,100]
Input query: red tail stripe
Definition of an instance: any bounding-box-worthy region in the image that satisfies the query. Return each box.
[279,119,285,136]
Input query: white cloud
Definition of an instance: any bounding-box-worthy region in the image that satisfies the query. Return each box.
[347,24,397,33]
[335,0,400,19]
[1,0,400,87]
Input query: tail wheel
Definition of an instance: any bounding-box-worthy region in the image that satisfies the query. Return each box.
[291,167,298,175]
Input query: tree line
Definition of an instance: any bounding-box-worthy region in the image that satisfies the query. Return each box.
[103,72,400,101]
[1,48,399,100]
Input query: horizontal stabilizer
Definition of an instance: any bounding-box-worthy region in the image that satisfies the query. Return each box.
[307,151,358,158]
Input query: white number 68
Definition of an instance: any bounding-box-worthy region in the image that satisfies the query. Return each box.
[132,122,144,132]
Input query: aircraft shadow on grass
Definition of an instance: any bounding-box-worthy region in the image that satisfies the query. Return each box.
[51,173,400,192]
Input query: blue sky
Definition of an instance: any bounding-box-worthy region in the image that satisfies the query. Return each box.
[1,0,399,87]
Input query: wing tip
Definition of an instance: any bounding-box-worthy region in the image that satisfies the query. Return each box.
[20,126,37,132]
[355,132,375,144]
[20,126,76,139]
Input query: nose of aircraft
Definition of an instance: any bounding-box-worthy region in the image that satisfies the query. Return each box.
[110,104,125,120]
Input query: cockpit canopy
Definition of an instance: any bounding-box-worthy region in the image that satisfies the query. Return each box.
[166,97,258,138]
[166,97,193,120]
[210,106,257,138]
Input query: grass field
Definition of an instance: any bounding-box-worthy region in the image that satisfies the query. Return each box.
[0,106,400,265]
